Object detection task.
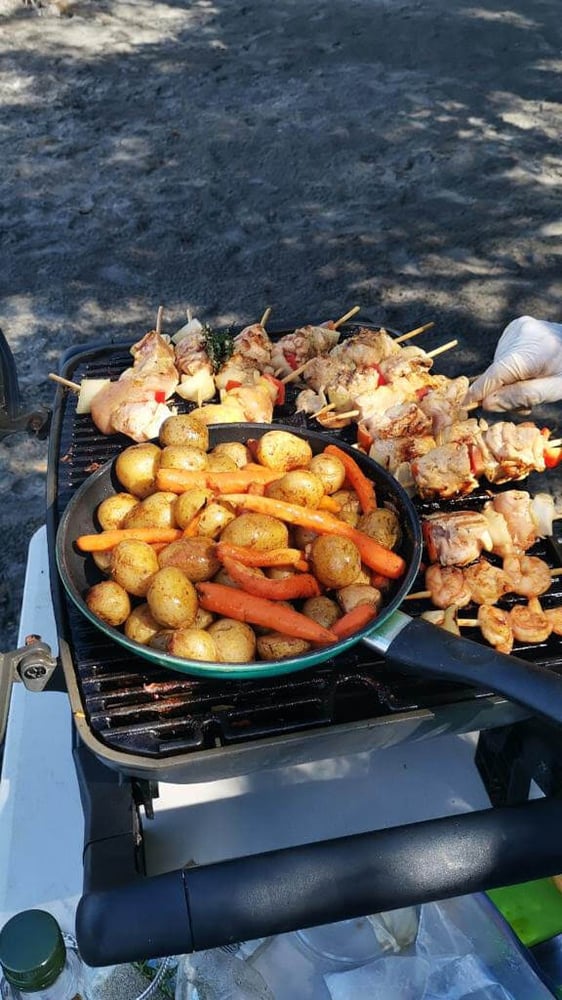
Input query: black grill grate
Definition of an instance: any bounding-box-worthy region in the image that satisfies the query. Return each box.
[50,333,562,760]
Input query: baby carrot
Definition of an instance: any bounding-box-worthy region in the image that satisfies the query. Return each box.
[196,582,337,644]
[221,556,321,601]
[156,465,283,495]
[156,469,209,493]
[220,494,406,579]
[76,528,181,551]
[317,495,342,513]
[323,444,377,514]
[207,466,284,493]
[182,511,204,537]
[331,603,378,639]
[216,542,305,568]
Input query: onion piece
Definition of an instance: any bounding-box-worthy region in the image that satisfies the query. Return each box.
[176,368,216,403]
[76,378,111,414]
[171,316,204,345]
[530,492,555,538]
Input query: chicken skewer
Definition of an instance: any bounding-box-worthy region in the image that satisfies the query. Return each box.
[49,308,181,442]
[421,492,557,568]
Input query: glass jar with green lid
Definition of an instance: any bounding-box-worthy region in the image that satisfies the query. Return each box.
[0,910,83,1000]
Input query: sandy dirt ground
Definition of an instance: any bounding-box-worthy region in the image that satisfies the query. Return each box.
[1,0,562,647]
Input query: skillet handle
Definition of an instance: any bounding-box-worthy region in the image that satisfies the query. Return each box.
[362,611,562,727]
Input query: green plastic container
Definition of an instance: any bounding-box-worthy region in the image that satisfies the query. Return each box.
[488,879,562,948]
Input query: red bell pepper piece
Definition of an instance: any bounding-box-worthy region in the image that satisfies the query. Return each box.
[262,373,286,406]
[541,428,562,468]
[356,423,372,453]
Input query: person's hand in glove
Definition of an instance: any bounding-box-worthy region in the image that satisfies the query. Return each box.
[465,315,562,411]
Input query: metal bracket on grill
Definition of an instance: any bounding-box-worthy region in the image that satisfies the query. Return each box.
[0,326,51,440]
[0,638,57,744]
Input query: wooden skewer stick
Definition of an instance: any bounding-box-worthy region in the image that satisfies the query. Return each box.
[457,618,479,628]
[332,305,360,330]
[426,339,458,359]
[281,359,313,384]
[260,306,272,328]
[394,321,435,344]
[548,438,562,449]
[320,408,360,422]
[465,401,480,411]
[156,305,164,335]
[551,567,562,576]
[48,373,81,393]
[313,402,336,420]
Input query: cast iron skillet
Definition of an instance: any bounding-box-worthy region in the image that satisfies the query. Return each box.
[57,423,562,725]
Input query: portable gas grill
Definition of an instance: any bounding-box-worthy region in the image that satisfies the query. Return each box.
[5,324,562,968]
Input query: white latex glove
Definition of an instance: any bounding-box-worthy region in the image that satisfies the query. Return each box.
[465,315,562,411]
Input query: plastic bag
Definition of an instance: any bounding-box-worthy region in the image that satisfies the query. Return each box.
[324,897,554,1000]
[367,906,419,954]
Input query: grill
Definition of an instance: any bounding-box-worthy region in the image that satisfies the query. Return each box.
[47,329,562,779]
[41,326,562,967]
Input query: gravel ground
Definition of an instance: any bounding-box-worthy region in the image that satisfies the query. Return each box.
[1,0,562,647]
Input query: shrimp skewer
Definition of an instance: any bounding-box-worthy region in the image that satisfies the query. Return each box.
[502,555,553,599]
[423,565,472,609]
[510,598,553,644]
[477,605,514,655]
[409,555,560,608]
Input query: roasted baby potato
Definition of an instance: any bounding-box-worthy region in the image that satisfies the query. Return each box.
[124,491,178,529]
[336,584,383,615]
[301,595,341,630]
[221,512,289,550]
[124,603,162,644]
[206,452,238,473]
[159,445,209,471]
[111,539,159,597]
[357,508,401,550]
[86,580,131,627]
[310,535,362,589]
[159,413,209,450]
[97,492,139,531]
[174,488,213,530]
[308,453,346,495]
[265,470,325,508]
[158,537,220,582]
[146,567,198,629]
[331,489,361,527]
[210,441,250,468]
[197,501,236,538]
[208,618,257,663]
[167,628,218,661]
[92,549,113,575]
[115,443,161,499]
[255,430,312,471]
[256,632,311,660]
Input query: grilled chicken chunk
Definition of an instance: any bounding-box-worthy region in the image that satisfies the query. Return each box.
[423,510,494,566]
[90,331,179,441]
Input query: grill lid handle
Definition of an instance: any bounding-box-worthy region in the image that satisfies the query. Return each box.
[76,796,562,966]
